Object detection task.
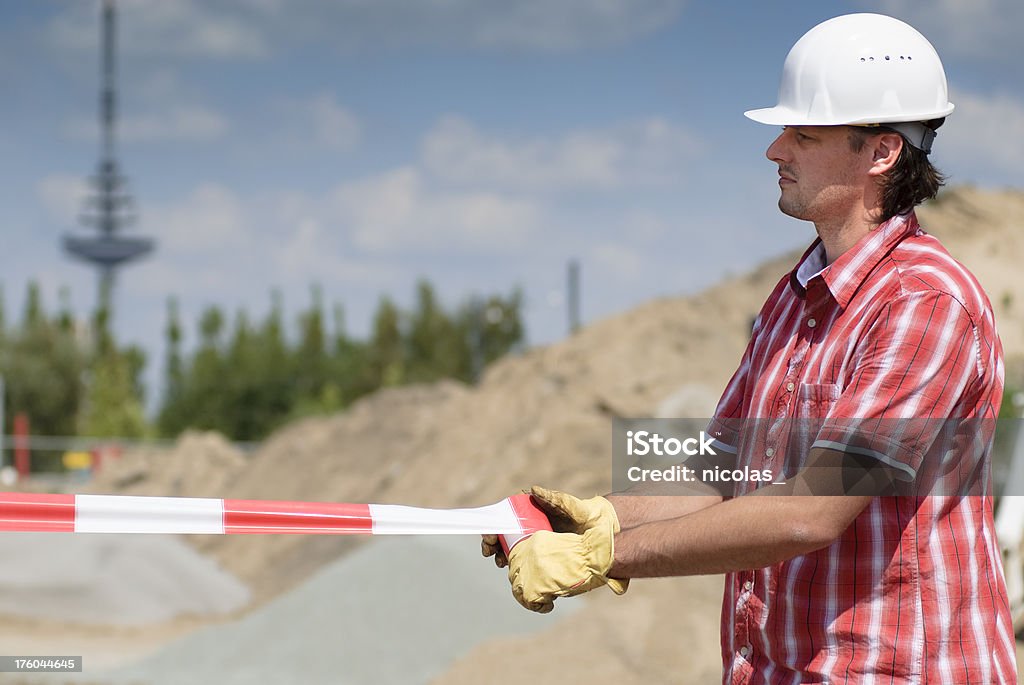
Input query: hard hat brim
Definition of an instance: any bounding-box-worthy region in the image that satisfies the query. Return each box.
[744,104,955,127]
[744,106,806,126]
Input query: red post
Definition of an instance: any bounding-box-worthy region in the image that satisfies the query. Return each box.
[91,443,121,474]
[13,413,29,482]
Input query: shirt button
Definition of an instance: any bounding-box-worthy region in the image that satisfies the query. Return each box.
[743,580,753,591]
[786,382,795,392]
[765,447,775,457]
[807,318,817,328]
[739,645,750,657]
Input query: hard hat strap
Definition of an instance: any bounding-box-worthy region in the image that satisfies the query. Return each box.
[884,122,936,154]
[856,122,936,154]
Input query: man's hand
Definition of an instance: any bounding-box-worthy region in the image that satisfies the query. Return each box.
[481,487,628,594]
[507,524,621,613]
[480,534,508,568]
[529,485,620,534]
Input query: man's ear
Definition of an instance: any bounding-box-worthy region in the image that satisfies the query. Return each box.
[868,132,903,176]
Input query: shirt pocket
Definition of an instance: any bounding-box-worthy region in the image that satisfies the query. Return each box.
[796,382,840,420]
[789,383,841,462]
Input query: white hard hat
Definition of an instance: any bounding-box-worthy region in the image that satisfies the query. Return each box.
[745,13,954,152]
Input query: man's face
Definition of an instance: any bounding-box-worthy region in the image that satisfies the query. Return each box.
[766,126,870,223]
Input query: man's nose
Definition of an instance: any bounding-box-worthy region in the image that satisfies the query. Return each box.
[766,129,789,163]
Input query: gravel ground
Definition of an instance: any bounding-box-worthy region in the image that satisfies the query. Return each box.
[11,535,574,685]
[0,533,249,626]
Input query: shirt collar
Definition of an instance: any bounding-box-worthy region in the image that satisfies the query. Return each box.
[788,212,920,308]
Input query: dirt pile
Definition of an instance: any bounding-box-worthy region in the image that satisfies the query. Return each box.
[85,431,247,499]
[434,575,725,685]
[914,186,1024,378]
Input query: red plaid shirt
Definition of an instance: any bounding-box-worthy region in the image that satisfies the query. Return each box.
[709,212,1016,684]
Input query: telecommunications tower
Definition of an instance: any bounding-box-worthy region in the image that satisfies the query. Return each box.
[63,0,154,320]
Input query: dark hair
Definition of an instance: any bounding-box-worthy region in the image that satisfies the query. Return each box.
[847,119,947,223]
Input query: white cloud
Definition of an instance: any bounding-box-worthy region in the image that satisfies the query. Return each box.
[36,174,90,226]
[422,115,699,191]
[270,0,686,53]
[939,89,1024,181]
[64,105,228,143]
[275,218,403,286]
[147,184,246,252]
[329,167,543,253]
[279,94,361,151]
[123,106,229,142]
[128,169,531,301]
[134,69,206,106]
[866,0,1024,60]
[590,242,645,281]
[619,210,670,241]
[47,0,685,59]
[47,0,268,60]
[449,0,685,52]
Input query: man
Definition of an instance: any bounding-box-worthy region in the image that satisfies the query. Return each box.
[483,13,1017,684]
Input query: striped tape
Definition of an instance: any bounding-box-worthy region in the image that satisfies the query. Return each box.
[0,492,549,542]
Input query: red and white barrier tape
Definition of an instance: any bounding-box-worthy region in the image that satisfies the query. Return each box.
[0,492,550,553]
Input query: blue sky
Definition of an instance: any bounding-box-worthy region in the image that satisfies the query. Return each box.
[1,0,1022,411]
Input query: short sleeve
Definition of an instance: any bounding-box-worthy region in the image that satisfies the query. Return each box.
[812,290,983,484]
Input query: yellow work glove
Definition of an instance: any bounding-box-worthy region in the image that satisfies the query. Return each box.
[529,485,617,532]
[507,524,616,613]
[527,486,629,596]
[482,487,628,595]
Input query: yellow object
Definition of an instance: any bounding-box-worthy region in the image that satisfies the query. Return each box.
[63,451,93,470]
[529,485,619,532]
[507,523,620,613]
[528,486,629,595]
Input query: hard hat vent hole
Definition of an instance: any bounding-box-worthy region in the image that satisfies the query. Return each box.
[885,55,891,61]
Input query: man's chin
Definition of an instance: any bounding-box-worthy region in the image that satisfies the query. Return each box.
[778,200,807,220]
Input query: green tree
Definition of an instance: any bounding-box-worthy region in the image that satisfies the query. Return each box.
[78,346,148,438]
[294,285,328,403]
[0,282,88,471]
[406,280,464,382]
[329,302,374,405]
[369,296,404,387]
[222,310,262,439]
[157,297,185,435]
[2,282,86,439]
[245,291,296,435]
[154,281,527,440]
[160,305,228,436]
[475,287,525,370]
[57,287,74,334]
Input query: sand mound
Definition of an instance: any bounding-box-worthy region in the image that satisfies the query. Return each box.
[915,187,1024,378]
[86,431,247,499]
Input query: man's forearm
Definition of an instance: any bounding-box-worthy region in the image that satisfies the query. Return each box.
[605,451,737,529]
[606,490,723,530]
[609,492,873,578]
